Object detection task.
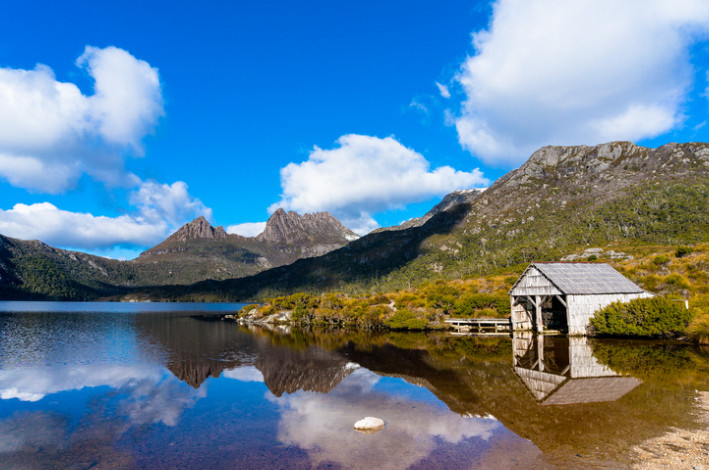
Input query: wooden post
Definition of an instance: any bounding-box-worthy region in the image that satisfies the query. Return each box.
[537,335,544,371]
[535,295,544,333]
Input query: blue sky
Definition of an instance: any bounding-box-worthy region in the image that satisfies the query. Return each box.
[1,0,708,260]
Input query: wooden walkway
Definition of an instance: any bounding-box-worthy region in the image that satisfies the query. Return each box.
[445,317,511,333]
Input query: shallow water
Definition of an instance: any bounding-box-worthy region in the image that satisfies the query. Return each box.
[0,303,707,469]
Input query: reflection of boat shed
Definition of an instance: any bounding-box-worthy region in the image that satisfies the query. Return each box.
[513,334,642,405]
[509,262,651,335]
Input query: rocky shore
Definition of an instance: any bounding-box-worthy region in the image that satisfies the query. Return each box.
[631,391,709,468]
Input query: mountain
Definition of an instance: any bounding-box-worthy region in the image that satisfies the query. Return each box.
[0,234,134,299]
[133,210,359,285]
[150,141,709,300]
[376,188,484,232]
[0,209,358,300]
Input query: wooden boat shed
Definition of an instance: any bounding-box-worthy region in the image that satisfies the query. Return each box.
[509,262,651,335]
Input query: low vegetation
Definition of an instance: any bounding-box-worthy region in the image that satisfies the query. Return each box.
[238,276,514,329]
[241,243,709,341]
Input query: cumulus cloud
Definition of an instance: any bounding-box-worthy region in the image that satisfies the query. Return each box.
[129,180,211,227]
[0,46,163,192]
[0,202,166,249]
[270,134,488,234]
[0,180,209,250]
[226,222,267,238]
[0,47,211,253]
[77,46,163,150]
[454,0,709,166]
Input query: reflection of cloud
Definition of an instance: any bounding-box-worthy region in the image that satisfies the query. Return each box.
[0,364,205,428]
[120,376,206,427]
[223,366,265,383]
[0,365,161,402]
[269,369,499,469]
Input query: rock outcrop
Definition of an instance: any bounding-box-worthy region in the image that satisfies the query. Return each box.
[258,209,358,246]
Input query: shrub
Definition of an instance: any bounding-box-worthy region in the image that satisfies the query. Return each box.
[384,309,429,330]
[238,304,260,317]
[453,292,510,318]
[587,255,598,261]
[687,312,709,345]
[590,296,693,337]
[652,255,671,266]
[675,246,694,258]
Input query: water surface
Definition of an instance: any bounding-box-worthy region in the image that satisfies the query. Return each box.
[0,303,707,469]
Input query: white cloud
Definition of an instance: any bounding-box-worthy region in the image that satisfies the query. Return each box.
[129,180,211,226]
[78,46,163,150]
[435,82,451,99]
[454,0,709,166]
[0,179,209,250]
[0,46,163,192]
[0,202,166,248]
[270,134,488,234]
[226,222,267,238]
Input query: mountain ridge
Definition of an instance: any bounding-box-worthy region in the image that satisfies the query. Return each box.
[1,140,708,300]
[0,209,359,299]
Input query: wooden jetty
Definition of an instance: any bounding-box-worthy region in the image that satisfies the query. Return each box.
[445,317,511,333]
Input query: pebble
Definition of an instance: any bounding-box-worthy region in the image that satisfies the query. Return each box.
[354,417,385,432]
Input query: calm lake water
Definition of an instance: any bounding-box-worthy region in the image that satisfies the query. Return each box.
[0,302,707,469]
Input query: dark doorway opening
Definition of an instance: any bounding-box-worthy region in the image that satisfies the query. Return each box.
[542,296,568,331]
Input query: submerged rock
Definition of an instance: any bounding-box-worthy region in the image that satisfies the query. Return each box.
[354,417,385,432]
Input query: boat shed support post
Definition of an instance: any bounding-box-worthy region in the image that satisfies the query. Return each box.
[535,295,543,333]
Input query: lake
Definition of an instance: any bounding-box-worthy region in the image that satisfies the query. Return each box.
[0,302,707,469]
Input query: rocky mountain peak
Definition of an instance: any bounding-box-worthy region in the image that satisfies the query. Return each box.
[166,216,228,243]
[257,209,358,245]
[497,141,709,194]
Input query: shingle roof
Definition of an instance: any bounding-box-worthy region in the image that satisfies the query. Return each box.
[531,262,645,295]
[541,376,642,406]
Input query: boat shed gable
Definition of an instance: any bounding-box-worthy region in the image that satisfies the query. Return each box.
[509,266,563,296]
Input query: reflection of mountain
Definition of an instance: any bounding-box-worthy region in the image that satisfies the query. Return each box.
[250,330,703,467]
[513,334,641,405]
[135,315,258,388]
[255,345,356,396]
[134,318,705,467]
[135,317,357,393]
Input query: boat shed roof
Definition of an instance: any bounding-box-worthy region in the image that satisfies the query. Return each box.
[511,262,645,295]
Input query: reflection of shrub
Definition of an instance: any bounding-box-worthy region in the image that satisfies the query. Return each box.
[590,297,692,337]
[590,340,698,384]
[384,309,429,330]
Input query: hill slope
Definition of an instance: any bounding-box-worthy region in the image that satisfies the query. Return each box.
[149,141,709,300]
[0,210,358,299]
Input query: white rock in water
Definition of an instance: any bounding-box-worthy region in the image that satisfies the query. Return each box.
[354,417,385,432]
